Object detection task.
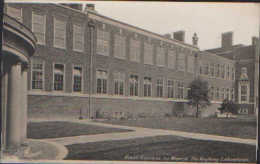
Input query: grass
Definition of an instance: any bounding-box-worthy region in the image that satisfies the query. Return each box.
[97,117,256,139]
[27,121,132,139]
[65,135,256,162]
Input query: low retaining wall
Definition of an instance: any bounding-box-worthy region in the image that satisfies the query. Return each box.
[28,95,221,119]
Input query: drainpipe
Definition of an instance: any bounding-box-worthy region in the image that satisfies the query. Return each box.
[88,19,95,119]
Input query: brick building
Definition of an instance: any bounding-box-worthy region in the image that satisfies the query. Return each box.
[4,3,257,119]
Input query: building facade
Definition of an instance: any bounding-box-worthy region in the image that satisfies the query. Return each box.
[4,3,258,119]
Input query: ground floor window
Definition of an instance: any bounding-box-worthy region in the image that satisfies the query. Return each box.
[96,70,108,94]
[177,81,184,99]
[156,79,164,97]
[53,64,64,91]
[129,75,138,96]
[240,85,248,103]
[73,66,82,92]
[215,87,220,100]
[114,72,125,96]
[144,77,152,97]
[31,60,44,90]
[167,80,174,98]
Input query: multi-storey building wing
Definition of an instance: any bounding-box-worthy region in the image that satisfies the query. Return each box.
[3,3,258,119]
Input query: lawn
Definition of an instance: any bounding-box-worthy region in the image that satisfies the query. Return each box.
[65,135,256,162]
[27,121,132,139]
[97,117,256,139]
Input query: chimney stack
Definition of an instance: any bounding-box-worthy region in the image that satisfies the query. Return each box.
[85,4,96,13]
[252,36,259,46]
[163,33,171,39]
[192,33,198,47]
[221,32,233,49]
[173,31,185,42]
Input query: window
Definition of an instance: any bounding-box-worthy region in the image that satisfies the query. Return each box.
[144,42,153,65]
[221,64,225,79]
[156,47,165,66]
[221,88,225,100]
[31,60,44,90]
[240,85,248,102]
[144,77,152,97]
[210,86,214,100]
[156,79,164,97]
[226,65,230,80]
[231,67,235,81]
[167,80,174,98]
[210,63,214,77]
[187,55,194,73]
[96,70,108,94]
[231,88,235,101]
[7,6,22,22]
[54,18,66,49]
[97,29,110,56]
[129,75,138,96]
[168,50,176,69]
[130,39,140,62]
[215,88,220,100]
[177,54,185,71]
[114,34,126,59]
[216,64,220,77]
[114,72,125,96]
[204,63,209,75]
[177,81,184,99]
[226,88,230,100]
[53,64,64,91]
[32,11,46,45]
[73,66,82,92]
[73,24,84,52]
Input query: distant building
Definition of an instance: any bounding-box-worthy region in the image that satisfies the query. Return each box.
[3,3,258,119]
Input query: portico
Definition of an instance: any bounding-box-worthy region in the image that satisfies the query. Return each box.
[1,14,36,151]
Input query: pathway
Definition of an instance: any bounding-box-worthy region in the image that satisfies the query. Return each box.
[33,119,256,146]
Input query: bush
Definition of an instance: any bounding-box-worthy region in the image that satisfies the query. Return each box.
[218,99,238,115]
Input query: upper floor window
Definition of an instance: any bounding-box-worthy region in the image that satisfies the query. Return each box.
[204,63,209,75]
[221,88,225,100]
[168,50,176,69]
[167,80,174,98]
[210,63,214,77]
[7,6,22,22]
[54,17,66,49]
[156,79,164,97]
[96,70,108,94]
[31,60,44,90]
[129,75,138,96]
[53,64,65,91]
[221,64,225,79]
[144,77,152,97]
[144,42,153,65]
[226,65,230,80]
[231,67,235,81]
[216,64,220,77]
[177,53,185,71]
[130,39,141,62]
[156,47,165,67]
[209,86,214,100]
[187,55,194,73]
[114,34,126,59]
[114,72,125,96]
[73,24,84,52]
[97,29,110,56]
[73,66,83,92]
[231,88,235,101]
[32,11,46,45]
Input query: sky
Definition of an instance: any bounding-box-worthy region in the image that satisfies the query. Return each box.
[86,2,259,50]
[6,1,260,50]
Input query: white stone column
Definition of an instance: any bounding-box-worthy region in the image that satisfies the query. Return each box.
[20,64,28,143]
[6,63,22,149]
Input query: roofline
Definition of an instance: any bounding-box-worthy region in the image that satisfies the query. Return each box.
[199,51,235,63]
[88,11,199,51]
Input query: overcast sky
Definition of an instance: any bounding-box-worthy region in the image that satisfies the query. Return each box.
[84,2,259,50]
[7,1,260,50]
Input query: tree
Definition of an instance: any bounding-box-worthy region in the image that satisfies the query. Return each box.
[218,99,238,117]
[187,78,211,118]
